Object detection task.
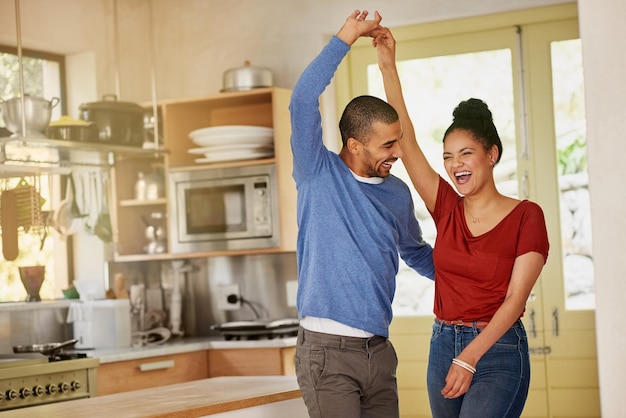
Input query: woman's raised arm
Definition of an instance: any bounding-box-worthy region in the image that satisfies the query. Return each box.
[374,27,440,211]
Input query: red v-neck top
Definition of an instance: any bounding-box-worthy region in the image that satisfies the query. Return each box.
[430,176,549,322]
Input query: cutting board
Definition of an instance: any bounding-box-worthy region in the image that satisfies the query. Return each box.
[1,189,19,260]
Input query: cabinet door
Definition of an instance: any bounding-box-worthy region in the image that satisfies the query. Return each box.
[97,351,207,395]
[208,347,294,377]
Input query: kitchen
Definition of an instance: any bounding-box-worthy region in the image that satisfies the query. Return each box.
[0,0,624,417]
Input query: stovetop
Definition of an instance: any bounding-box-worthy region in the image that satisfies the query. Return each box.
[211,318,299,341]
[48,351,89,362]
[0,351,89,365]
[0,353,99,412]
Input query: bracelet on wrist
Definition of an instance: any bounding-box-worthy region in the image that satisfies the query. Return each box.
[452,357,476,374]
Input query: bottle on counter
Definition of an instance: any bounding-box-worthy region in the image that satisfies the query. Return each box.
[134,171,147,200]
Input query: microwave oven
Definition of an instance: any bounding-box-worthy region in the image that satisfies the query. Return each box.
[168,164,280,253]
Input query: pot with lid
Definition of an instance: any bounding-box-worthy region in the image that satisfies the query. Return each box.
[78,94,144,147]
[222,61,273,92]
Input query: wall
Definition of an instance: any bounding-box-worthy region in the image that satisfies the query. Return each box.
[0,0,571,106]
[108,253,299,337]
[577,1,626,415]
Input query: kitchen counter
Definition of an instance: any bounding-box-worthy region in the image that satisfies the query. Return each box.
[89,336,297,363]
[0,376,307,418]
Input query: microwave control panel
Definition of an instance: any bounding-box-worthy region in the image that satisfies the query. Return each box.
[253,179,272,236]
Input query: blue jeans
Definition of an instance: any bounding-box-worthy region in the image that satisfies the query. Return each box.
[427,320,530,418]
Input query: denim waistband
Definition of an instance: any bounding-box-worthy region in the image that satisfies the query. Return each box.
[434,318,524,331]
[299,326,387,350]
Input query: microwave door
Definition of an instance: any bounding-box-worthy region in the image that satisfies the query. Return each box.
[179,181,246,242]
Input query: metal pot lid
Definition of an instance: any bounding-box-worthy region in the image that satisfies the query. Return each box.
[222,60,273,92]
[79,94,143,113]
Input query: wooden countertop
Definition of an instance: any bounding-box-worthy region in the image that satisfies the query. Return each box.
[2,376,302,418]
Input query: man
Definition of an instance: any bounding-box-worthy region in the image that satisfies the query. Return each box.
[290,10,435,418]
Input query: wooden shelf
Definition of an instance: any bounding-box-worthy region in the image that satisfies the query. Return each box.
[118,198,167,207]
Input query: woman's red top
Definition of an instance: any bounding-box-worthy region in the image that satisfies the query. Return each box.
[431,176,549,322]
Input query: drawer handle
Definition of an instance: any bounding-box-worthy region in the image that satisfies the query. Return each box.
[139,360,175,372]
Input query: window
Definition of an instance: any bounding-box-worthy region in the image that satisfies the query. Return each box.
[1,45,68,302]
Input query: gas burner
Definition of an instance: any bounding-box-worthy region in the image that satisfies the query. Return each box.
[48,352,88,362]
[212,318,299,340]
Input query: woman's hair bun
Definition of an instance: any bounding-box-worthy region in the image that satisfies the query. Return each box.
[452,98,493,122]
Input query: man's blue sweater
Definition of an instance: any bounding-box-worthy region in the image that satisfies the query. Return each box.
[289,36,434,338]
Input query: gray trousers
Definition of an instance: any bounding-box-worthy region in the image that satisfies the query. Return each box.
[295,326,399,418]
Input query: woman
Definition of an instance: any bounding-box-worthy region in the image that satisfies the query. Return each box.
[373,27,549,417]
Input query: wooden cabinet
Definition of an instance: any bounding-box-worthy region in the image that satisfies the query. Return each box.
[96,351,207,396]
[109,156,167,259]
[108,87,296,261]
[208,347,296,378]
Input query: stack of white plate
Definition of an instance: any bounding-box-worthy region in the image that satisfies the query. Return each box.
[188,125,274,163]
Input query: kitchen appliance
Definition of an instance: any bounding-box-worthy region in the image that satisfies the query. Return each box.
[66,299,132,349]
[78,94,144,147]
[210,318,299,341]
[0,95,60,138]
[0,353,98,411]
[168,164,279,253]
[221,61,273,92]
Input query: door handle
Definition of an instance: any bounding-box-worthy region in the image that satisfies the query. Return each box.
[529,346,552,355]
[138,359,175,372]
[552,307,559,337]
[521,171,529,199]
[528,308,536,338]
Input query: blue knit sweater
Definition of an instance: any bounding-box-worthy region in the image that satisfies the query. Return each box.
[289,36,434,338]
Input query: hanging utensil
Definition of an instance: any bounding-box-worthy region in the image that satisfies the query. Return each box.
[52,177,83,237]
[1,188,19,260]
[94,171,112,242]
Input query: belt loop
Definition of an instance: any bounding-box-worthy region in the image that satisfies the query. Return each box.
[339,336,346,349]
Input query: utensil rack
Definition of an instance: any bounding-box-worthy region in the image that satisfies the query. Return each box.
[0,137,167,177]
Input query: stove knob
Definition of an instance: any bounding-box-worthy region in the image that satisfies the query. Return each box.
[71,381,82,391]
[32,385,45,396]
[59,382,71,393]
[19,387,31,398]
[5,389,18,400]
[46,384,58,395]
